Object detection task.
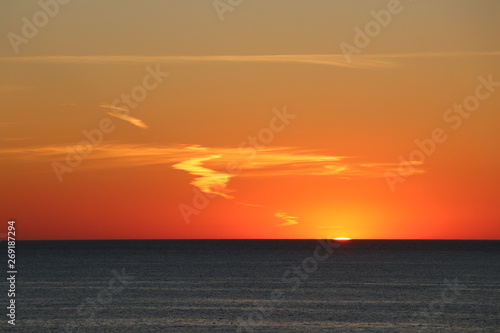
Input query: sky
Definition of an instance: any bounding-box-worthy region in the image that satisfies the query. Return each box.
[1,0,499,240]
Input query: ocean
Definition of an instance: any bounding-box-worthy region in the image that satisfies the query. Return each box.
[5,240,500,332]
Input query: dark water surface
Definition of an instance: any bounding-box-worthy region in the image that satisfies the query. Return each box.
[4,240,500,332]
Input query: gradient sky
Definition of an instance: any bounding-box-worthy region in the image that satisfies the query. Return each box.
[1,0,499,240]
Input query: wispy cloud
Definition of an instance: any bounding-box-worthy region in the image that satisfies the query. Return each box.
[0,54,393,69]
[274,211,299,226]
[235,202,266,208]
[99,104,127,113]
[99,104,148,129]
[2,137,33,141]
[0,143,424,226]
[1,52,499,69]
[107,112,148,129]
[0,143,419,177]
[172,155,233,199]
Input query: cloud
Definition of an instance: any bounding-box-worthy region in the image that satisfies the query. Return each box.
[0,54,392,69]
[1,52,499,69]
[2,137,33,141]
[99,104,127,112]
[235,202,266,208]
[0,143,419,177]
[0,142,423,178]
[0,143,424,226]
[107,112,148,129]
[100,104,148,129]
[274,211,299,226]
[172,155,233,199]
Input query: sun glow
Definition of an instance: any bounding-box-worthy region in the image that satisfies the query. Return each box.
[333,237,352,241]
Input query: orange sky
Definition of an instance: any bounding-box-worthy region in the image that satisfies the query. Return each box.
[1,0,499,240]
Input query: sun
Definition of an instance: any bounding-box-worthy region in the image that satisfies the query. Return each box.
[333,237,352,241]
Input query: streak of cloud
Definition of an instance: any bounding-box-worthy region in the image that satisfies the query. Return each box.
[2,137,33,141]
[1,52,499,69]
[99,104,148,129]
[107,112,148,129]
[0,144,422,177]
[100,104,128,113]
[274,211,299,226]
[172,155,233,199]
[0,143,425,225]
[0,54,392,69]
[235,202,267,208]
